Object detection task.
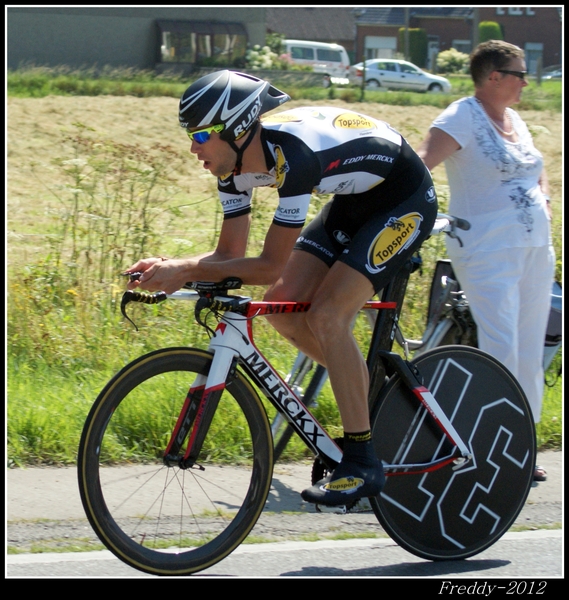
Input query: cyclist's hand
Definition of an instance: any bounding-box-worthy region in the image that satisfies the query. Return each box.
[125,258,192,294]
[124,257,166,290]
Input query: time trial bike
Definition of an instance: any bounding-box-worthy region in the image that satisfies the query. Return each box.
[77,214,536,576]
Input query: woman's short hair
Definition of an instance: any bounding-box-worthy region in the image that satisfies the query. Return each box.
[469,40,525,87]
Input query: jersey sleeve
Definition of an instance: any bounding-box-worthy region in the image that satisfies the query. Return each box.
[217,177,253,220]
[267,134,321,228]
[273,194,312,228]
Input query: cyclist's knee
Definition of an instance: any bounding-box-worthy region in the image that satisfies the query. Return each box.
[306,302,349,343]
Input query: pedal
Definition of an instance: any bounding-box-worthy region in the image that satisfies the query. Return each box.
[314,497,372,514]
[349,497,372,513]
[315,504,348,514]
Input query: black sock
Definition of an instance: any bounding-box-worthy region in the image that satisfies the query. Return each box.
[342,431,378,466]
[344,430,372,443]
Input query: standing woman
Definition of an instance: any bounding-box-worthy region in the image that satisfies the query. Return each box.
[417,40,555,482]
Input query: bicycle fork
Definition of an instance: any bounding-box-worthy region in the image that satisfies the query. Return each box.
[163,344,239,469]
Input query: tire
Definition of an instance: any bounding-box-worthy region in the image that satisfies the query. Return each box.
[272,363,328,461]
[366,78,381,89]
[77,347,273,576]
[369,346,535,561]
[428,83,443,93]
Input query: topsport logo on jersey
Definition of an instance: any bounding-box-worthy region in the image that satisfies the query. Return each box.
[333,112,376,130]
[366,213,423,274]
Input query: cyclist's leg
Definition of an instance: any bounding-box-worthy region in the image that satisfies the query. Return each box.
[302,194,438,504]
[264,249,332,367]
[267,247,375,433]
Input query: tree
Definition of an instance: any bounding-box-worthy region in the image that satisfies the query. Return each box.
[479,21,503,43]
[398,28,428,67]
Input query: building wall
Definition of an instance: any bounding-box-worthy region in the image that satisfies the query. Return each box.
[355,7,561,70]
[479,6,562,67]
[7,6,266,70]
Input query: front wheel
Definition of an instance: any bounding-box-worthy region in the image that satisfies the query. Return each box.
[369,346,535,560]
[77,348,273,576]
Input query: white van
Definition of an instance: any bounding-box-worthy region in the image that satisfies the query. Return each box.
[283,39,350,87]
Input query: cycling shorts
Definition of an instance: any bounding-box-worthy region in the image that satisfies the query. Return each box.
[294,165,438,292]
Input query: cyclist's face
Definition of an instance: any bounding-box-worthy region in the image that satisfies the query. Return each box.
[188,126,236,177]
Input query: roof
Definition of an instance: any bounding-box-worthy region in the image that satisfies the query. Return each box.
[266,7,356,43]
[354,7,474,26]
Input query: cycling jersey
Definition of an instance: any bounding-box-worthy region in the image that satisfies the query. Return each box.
[217,106,417,228]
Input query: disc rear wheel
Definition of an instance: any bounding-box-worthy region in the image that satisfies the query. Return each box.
[370,346,535,560]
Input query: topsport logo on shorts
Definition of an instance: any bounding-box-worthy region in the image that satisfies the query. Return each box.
[366,212,423,274]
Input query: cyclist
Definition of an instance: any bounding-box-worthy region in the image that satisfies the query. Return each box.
[126,70,438,507]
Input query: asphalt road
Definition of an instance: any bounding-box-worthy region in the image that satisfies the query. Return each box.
[6,450,563,579]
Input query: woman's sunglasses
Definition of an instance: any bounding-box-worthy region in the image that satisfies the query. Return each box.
[496,69,527,80]
[186,124,225,144]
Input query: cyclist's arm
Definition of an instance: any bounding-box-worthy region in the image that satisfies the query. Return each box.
[129,216,300,293]
[417,127,461,171]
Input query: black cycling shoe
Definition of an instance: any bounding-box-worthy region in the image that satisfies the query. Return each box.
[301,459,385,507]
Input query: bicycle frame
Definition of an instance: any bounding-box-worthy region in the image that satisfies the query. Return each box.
[157,288,472,475]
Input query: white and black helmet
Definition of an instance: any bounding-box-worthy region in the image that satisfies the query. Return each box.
[179,70,290,142]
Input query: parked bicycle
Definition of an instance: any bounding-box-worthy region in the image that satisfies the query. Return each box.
[77,215,536,576]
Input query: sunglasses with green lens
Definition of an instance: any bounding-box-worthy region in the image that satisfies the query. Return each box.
[186,124,225,144]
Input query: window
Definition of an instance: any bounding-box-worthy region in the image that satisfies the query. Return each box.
[381,62,398,72]
[453,40,472,54]
[290,46,315,60]
[399,63,421,74]
[317,49,342,62]
[157,20,248,66]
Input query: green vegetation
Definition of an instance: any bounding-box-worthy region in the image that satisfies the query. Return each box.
[7,68,562,466]
[7,65,562,112]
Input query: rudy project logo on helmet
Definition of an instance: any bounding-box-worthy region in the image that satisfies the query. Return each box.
[366,212,423,274]
[179,73,265,139]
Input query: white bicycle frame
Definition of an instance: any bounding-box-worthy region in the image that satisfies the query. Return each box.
[166,290,473,473]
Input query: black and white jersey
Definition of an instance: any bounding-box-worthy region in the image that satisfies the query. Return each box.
[217,106,407,228]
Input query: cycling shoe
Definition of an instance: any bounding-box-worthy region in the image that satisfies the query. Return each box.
[301,458,385,507]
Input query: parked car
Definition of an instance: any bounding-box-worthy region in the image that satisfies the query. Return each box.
[284,39,350,87]
[542,68,562,80]
[350,59,451,93]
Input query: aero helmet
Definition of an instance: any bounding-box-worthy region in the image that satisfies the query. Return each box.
[178,70,290,142]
